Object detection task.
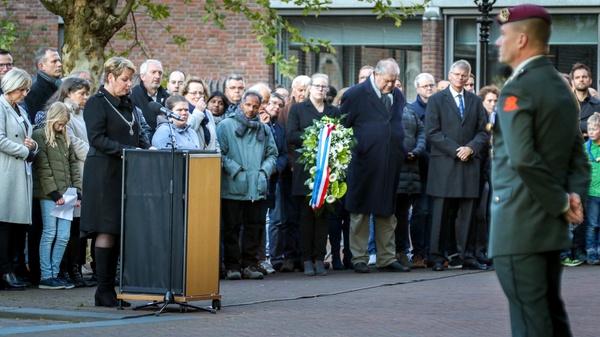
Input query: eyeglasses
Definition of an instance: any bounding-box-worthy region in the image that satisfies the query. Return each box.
[0,63,13,69]
[19,88,30,94]
[451,72,469,80]
[188,91,204,96]
[419,84,436,89]
[312,85,329,91]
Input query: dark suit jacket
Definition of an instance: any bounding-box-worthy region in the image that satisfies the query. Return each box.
[489,56,591,257]
[341,78,406,216]
[425,87,488,198]
[130,84,170,133]
[24,73,59,123]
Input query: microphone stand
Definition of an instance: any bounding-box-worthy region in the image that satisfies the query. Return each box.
[132,115,216,316]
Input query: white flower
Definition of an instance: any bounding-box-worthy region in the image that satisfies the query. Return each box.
[326,195,336,203]
[310,166,317,174]
[309,182,314,190]
[329,173,337,182]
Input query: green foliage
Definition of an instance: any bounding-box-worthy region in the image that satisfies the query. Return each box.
[0,18,18,50]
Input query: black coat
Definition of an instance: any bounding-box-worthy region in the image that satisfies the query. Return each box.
[396,104,425,195]
[80,88,151,235]
[130,83,170,133]
[287,99,340,197]
[341,79,406,216]
[425,87,488,198]
[24,73,58,123]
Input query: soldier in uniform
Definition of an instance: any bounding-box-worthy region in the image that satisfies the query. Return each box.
[490,4,590,336]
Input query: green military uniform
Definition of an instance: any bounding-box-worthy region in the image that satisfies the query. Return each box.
[490,54,590,336]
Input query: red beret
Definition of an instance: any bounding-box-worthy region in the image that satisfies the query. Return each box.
[497,4,552,25]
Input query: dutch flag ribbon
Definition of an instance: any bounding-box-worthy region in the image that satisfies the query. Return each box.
[311,123,336,210]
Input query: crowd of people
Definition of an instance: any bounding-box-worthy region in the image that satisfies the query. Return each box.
[0,8,598,337]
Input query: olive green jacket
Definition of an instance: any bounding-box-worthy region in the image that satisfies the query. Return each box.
[32,129,82,201]
[489,56,590,257]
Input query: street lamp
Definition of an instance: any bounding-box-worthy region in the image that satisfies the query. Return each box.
[474,0,496,87]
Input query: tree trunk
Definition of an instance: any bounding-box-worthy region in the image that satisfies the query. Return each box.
[40,0,134,92]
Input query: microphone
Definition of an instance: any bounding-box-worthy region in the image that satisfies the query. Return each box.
[149,101,184,122]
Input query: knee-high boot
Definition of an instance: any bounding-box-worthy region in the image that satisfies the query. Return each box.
[94,247,119,307]
[110,245,130,307]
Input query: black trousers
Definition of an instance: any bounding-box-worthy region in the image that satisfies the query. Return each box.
[394,194,418,254]
[280,174,301,262]
[328,199,351,264]
[297,197,329,262]
[221,199,266,270]
[0,222,20,274]
[429,197,476,263]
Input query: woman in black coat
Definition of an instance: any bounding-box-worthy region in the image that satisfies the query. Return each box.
[80,57,152,307]
[286,73,340,276]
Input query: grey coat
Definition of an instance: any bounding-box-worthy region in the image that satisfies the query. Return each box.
[0,95,34,224]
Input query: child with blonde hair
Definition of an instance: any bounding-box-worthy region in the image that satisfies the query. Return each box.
[585,112,600,265]
[33,101,82,289]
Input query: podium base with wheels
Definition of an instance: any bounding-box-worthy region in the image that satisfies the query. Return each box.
[119,150,222,315]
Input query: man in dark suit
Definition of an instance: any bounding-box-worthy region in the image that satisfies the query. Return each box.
[130,59,170,137]
[491,4,590,336]
[425,59,489,272]
[341,58,410,273]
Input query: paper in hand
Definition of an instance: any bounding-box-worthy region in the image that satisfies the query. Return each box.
[50,187,78,221]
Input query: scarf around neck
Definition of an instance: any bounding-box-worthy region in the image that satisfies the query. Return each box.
[233,109,266,141]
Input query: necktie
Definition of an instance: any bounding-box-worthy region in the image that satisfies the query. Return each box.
[457,94,465,119]
[381,94,391,112]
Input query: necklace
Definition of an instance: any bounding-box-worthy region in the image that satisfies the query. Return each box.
[103,96,135,135]
[586,139,600,162]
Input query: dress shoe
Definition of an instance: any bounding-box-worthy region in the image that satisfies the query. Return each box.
[303,261,316,276]
[354,262,370,273]
[314,260,327,276]
[378,261,411,272]
[280,259,295,272]
[2,273,26,290]
[476,254,492,265]
[462,260,488,270]
[432,262,445,271]
[396,253,415,269]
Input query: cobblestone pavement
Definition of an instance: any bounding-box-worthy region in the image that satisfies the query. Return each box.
[0,265,597,336]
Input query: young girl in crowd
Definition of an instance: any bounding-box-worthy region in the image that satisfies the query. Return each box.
[33,102,82,290]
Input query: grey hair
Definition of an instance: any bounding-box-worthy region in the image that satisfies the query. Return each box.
[69,69,91,78]
[291,75,310,89]
[374,58,400,76]
[225,73,245,88]
[450,59,471,73]
[414,73,435,88]
[242,89,263,103]
[309,73,329,86]
[1,68,32,94]
[139,59,163,75]
[34,47,59,69]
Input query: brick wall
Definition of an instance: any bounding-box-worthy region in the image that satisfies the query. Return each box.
[422,18,445,82]
[2,0,273,89]
[2,0,59,72]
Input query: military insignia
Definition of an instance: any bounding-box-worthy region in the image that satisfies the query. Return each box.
[498,9,510,23]
[503,96,519,112]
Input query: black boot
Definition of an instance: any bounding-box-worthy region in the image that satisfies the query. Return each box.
[109,246,130,308]
[70,266,97,287]
[94,247,120,307]
[1,273,26,290]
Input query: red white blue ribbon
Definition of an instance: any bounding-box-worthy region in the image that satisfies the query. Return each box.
[311,123,335,210]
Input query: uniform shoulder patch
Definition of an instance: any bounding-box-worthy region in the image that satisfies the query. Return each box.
[503,96,519,112]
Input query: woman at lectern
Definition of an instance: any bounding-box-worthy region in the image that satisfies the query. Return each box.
[80,57,152,307]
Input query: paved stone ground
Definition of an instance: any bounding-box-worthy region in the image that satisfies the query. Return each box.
[0,265,597,336]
